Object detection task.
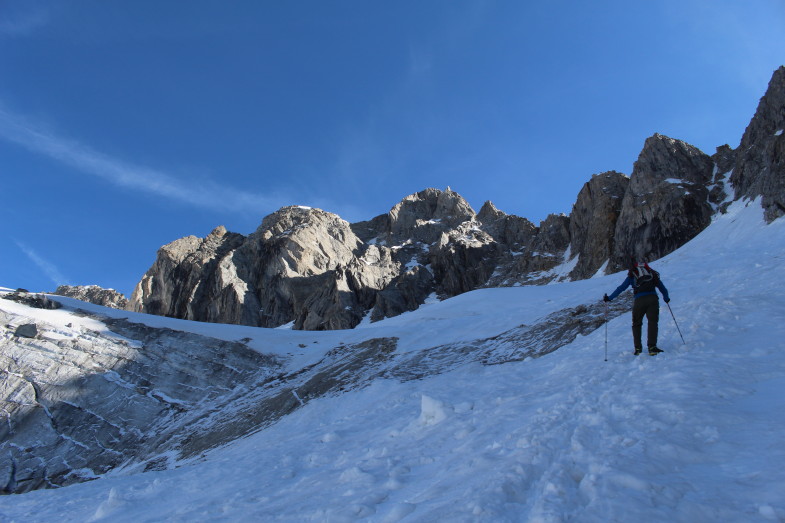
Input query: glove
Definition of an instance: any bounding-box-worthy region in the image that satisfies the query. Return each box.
[603,294,610,302]
[664,297,670,303]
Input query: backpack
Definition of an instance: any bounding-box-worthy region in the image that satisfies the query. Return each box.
[629,262,659,294]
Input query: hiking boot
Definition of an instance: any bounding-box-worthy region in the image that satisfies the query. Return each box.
[633,348,642,356]
[648,347,663,355]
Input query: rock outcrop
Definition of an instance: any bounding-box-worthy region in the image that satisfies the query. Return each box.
[54,285,128,309]
[429,221,499,296]
[123,167,718,328]
[567,172,629,280]
[13,324,38,338]
[611,134,714,270]
[129,67,785,330]
[130,207,403,330]
[730,65,785,222]
[0,303,280,494]
[2,291,61,310]
[128,226,249,324]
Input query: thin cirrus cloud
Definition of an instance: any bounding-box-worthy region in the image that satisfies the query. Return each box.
[0,7,50,37]
[14,240,71,287]
[0,104,283,214]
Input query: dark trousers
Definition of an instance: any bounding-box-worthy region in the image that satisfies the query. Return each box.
[632,294,659,349]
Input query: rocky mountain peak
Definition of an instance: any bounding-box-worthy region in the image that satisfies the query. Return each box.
[739,65,785,150]
[127,67,785,330]
[612,134,714,269]
[259,206,338,237]
[567,171,629,280]
[477,200,503,222]
[434,187,475,223]
[158,235,203,262]
[209,225,228,238]
[632,133,714,190]
[385,188,475,245]
[730,65,785,221]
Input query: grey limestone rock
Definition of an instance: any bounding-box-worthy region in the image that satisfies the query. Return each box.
[429,221,499,297]
[519,214,572,284]
[14,323,38,338]
[483,213,571,287]
[128,225,248,323]
[477,200,538,251]
[2,292,61,310]
[0,306,279,494]
[127,68,785,330]
[238,206,368,329]
[568,171,629,280]
[130,206,406,330]
[369,266,435,322]
[730,65,785,222]
[611,134,714,270]
[387,187,475,246]
[709,144,736,212]
[356,187,477,247]
[54,285,128,309]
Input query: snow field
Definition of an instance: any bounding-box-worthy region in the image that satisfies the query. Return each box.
[1,200,784,521]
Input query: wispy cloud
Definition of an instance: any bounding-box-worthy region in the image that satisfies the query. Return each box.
[0,5,50,37]
[14,241,71,287]
[0,104,286,214]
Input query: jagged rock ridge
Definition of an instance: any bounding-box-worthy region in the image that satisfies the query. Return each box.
[129,66,785,330]
[730,65,785,221]
[54,285,128,310]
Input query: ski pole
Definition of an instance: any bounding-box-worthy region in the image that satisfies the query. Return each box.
[604,300,608,362]
[666,302,686,345]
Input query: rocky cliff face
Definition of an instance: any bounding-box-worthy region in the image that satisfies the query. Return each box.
[730,65,785,222]
[567,171,628,280]
[611,134,715,271]
[53,285,128,309]
[129,67,785,330]
[129,188,575,329]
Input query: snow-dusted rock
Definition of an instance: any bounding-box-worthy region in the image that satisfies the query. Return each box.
[730,65,785,222]
[127,175,724,328]
[612,134,714,270]
[0,303,280,494]
[429,222,499,297]
[477,200,537,251]
[567,171,629,280]
[126,66,785,330]
[2,292,61,310]
[54,285,128,309]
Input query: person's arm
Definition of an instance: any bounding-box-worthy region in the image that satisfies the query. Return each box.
[657,279,670,302]
[607,277,632,301]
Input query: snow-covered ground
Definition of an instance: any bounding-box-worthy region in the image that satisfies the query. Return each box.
[1,199,784,522]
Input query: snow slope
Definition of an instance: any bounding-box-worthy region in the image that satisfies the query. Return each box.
[1,199,784,522]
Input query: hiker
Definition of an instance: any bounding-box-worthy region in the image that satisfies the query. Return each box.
[604,261,670,356]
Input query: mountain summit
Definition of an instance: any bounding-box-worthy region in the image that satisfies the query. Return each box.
[128,67,785,331]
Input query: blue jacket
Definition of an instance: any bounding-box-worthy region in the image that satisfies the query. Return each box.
[608,275,669,302]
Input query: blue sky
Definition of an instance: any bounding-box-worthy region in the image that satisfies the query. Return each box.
[1,1,783,297]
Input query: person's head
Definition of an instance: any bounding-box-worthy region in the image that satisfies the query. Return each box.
[628,257,647,270]
[628,257,651,277]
